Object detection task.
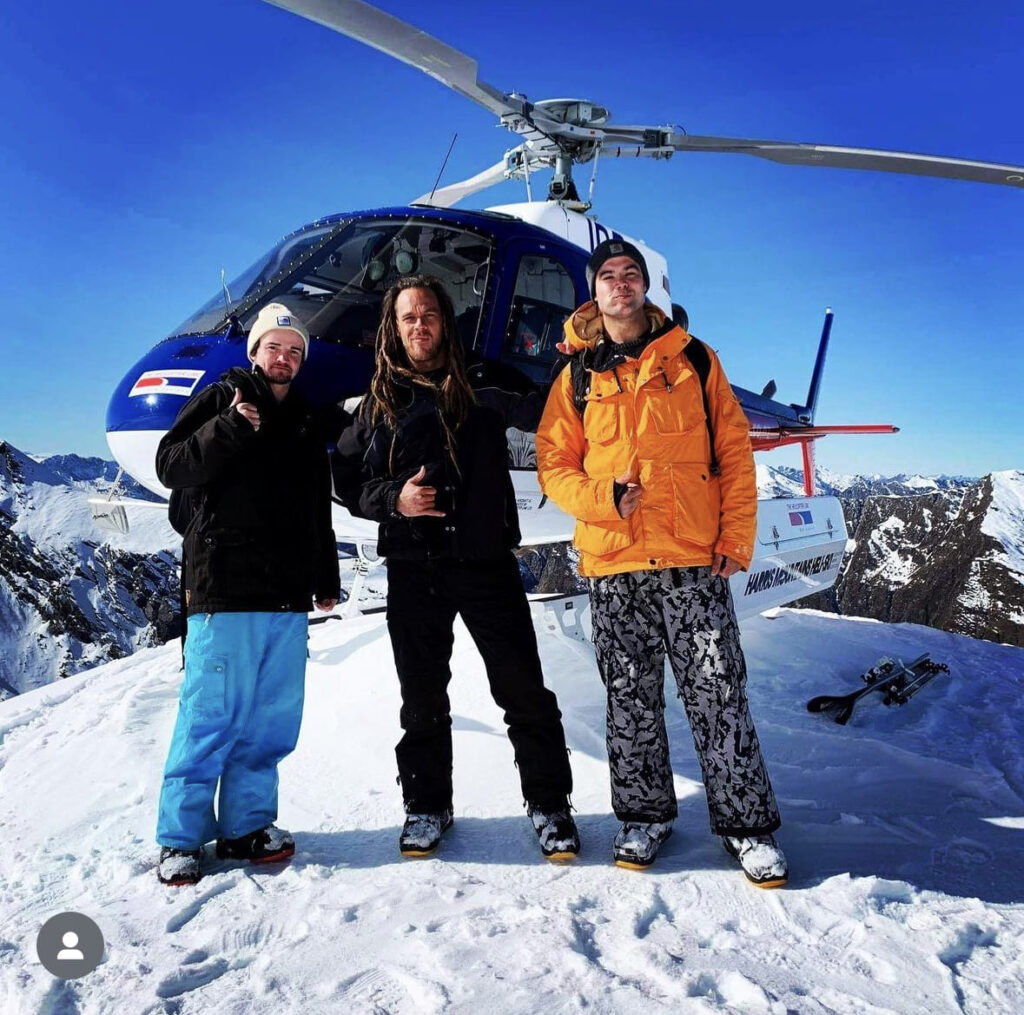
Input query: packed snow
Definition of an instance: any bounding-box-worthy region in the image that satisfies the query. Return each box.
[1,593,1023,1013]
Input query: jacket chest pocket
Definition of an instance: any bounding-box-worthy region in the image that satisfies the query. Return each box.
[582,397,620,444]
[642,368,705,438]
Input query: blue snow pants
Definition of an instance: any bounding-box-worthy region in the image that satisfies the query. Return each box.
[156,612,308,849]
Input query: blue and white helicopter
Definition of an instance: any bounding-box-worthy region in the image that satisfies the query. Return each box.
[96,0,1024,619]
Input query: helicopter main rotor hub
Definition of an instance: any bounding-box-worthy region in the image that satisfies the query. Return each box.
[532,98,610,129]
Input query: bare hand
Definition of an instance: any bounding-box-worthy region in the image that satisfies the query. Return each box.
[397,465,445,518]
[231,388,260,430]
[315,598,338,613]
[555,339,571,355]
[615,470,643,519]
[711,553,742,579]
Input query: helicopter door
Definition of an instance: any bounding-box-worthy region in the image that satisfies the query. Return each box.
[502,249,582,387]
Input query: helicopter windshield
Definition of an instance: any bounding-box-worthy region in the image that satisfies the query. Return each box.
[168,222,343,338]
[168,217,493,347]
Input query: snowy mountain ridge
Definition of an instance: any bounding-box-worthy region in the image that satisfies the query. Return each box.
[755,463,977,500]
[0,440,179,697]
[800,469,1024,647]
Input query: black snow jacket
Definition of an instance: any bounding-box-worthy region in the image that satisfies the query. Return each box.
[332,359,542,561]
[156,366,340,615]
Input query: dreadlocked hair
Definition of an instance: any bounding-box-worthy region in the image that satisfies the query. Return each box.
[362,274,477,475]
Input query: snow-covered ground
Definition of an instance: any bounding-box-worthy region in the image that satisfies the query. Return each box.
[1,603,1023,1013]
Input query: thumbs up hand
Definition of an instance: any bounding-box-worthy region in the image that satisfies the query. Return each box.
[231,388,260,430]
[397,465,446,517]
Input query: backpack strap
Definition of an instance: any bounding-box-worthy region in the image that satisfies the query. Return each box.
[682,337,719,476]
[569,353,591,416]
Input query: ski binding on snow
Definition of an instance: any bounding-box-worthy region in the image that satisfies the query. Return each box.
[806,653,949,725]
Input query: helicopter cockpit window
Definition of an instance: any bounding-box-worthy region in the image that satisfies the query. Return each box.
[505,254,575,384]
[257,219,493,349]
[167,223,340,338]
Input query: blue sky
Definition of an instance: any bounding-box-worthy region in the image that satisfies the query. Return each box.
[1,0,1021,478]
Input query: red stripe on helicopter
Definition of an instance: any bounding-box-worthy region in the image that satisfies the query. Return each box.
[129,369,205,398]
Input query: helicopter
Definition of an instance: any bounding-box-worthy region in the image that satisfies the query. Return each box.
[96,0,1024,619]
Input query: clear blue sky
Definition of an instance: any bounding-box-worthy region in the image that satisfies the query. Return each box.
[2,0,1021,477]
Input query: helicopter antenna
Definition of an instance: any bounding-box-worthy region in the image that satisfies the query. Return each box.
[427,133,458,205]
[220,269,232,314]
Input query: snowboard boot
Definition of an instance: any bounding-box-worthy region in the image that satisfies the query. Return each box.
[527,805,580,861]
[722,833,788,888]
[158,846,202,886]
[399,810,453,857]
[216,825,295,864]
[612,821,673,869]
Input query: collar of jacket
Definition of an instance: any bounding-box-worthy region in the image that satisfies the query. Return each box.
[566,303,692,390]
[563,299,669,352]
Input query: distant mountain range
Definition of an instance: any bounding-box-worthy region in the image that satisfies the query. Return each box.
[758,464,1024,648]
[0,441,180,699]
[2,437,1021,698]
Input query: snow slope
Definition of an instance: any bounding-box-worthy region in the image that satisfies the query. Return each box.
[1,606,1023,1014]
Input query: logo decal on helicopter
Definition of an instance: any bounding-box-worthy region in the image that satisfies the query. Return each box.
[128,369,205,398]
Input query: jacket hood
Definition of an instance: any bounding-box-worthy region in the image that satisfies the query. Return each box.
[563,300,669,352]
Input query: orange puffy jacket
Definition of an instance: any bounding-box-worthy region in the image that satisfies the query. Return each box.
[536,302,756,578]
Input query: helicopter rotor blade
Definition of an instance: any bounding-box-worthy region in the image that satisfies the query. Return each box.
[261,1,1024,195]
[260,0,521,119]
[413,158,513,208]
[598,128,1024,188]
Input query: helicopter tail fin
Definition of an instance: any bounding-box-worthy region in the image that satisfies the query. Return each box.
[799,307,834,424]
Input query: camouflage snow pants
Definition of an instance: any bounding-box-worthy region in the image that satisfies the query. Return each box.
[590,566,781,837]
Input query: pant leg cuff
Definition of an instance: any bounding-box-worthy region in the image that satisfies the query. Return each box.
[615,809,678,823]
[713,817,781,838]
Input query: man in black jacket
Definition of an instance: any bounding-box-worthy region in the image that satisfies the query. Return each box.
[333,275,578,861]
[154,302,340,886]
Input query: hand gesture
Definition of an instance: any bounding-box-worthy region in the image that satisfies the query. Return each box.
[615,470,643,518]
[396,466,445,518]
[231,388,260,430]
[315,598,338,613]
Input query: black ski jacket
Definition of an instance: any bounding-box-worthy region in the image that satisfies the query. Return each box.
[156,366,340,615]
[332,359,541,561]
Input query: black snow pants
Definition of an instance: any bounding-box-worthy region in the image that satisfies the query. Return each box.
[385,553,573,813]
[590,565,781,837]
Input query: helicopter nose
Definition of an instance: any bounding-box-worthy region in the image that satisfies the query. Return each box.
[105,333,247,496]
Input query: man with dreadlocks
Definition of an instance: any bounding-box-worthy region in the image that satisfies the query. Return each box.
[332,275,579,861]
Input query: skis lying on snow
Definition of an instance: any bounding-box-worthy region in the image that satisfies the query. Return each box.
[806,654,950,725]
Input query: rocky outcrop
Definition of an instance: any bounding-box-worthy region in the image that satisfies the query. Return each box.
[795,473,1024,647]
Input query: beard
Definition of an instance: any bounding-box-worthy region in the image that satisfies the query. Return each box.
[264,365,294,385]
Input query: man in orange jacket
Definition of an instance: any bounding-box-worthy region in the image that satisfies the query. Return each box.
[536,239,786,886]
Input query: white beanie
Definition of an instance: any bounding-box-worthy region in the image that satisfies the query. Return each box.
[247,303,310,360]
